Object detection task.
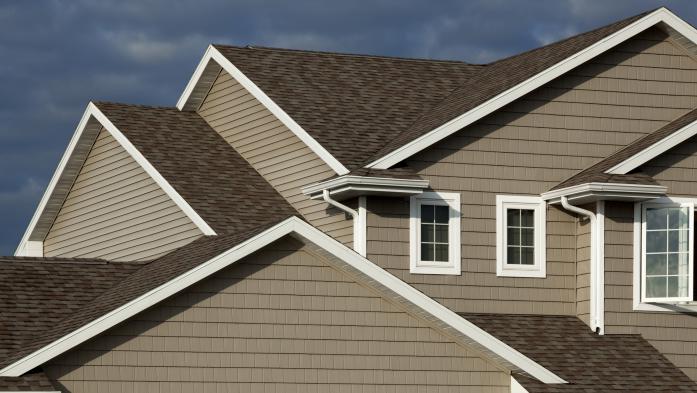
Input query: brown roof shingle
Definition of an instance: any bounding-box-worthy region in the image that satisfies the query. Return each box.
[462,313,697,391]
[0,371,57,391]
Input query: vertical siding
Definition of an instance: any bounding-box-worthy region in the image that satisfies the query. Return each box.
[197,70,353,246]
[45,238,509,393]
[43,129,203,262]
[604,138,697,381]
[366,28,697,316]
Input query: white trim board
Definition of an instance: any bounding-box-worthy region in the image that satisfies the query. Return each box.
[176,45,349,176]
[15,102,216,255]
[606,117,697,174]
[0,216,565,385]
[366,7,697,169]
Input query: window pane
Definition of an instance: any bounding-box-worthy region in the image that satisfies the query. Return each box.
[435,224,448,243]
[507,209,520,227]
[521,228,534,247]
[668,209,680,229]
[507,246,520,264]
[667,276,680,298]
[646,231,667,253]
[421,223,434,243]
[646,208,667,230]
[646,276,667,298]
[435,244,449,262]
[421,243,434,261]
[646,254,667,276]
[520,209,534,227]
[435,205,449,224]
[507,227,520,246]
[421,205,434,223]
[521,247,534,265]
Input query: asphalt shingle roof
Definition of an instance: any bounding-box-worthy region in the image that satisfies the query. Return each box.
[0,371,57,391]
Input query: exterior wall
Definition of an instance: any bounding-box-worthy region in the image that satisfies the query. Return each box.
[197,70,353,246]
[44,238,509,393]
[576,207,592,326]
[43,128,203,261]
[366,28,697,315]
[604,136,697,381]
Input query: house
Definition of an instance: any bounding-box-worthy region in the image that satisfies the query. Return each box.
[6,6,697,391]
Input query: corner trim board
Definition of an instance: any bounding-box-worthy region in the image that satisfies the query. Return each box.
[366,8,697,169]
[177,45,349,176]
[0,216,566,385]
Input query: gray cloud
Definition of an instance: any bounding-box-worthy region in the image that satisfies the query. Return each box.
[1,0,696,254]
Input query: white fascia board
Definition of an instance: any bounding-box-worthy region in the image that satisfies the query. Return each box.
[15,102,216,255]
[177,45,349,176]
[0,216,565,384]
[302,175,429,198]
[541,182,667,203]
[367,8,689,169]
[606,118,697,174]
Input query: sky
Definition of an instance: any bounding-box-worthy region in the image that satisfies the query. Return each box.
[0,0,696,255]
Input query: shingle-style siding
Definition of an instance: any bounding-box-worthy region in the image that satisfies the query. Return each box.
[44,238,510,393]
[197,70,353,246]
[576,206,593,326]
[43,128,203,261]
[366,28,697,316]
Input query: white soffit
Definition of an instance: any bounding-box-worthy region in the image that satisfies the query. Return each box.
[366,8,697,169]
[15,102,216,255]
[176,45,349,176]
[1,216,565,385]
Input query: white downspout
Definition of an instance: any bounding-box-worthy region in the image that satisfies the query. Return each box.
[322,190,366,257]
[560,196,605,334]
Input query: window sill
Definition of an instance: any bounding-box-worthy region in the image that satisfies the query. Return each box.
[497,267,546,278]
[634,301,697,313]
[410,264,461,275]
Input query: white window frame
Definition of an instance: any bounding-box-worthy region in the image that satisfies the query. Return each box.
[634,197,696,311]
[496,195,546,278]
[409,192,461,275]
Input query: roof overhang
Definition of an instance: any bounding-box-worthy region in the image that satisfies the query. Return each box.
[15,102,216,256]
[366,8,697,169]
[542,182,667,205]
[176,45,349,176]
[0,216,565,385]
[302,175,429,200]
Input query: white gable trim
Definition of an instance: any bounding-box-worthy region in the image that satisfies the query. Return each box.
[0,216,565,385]
[177,45,349,176]
[15,103,216,255]
[367,8,697,169]
[605,117,697,174]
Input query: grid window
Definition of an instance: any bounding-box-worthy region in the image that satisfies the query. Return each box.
[506,208,535,265]
[420,204,450,262]
[644,206,691,300]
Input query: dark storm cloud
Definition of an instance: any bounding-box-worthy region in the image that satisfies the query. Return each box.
[0,0,695,253]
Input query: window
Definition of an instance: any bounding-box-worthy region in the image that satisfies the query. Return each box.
[409,192,461,275]
[496,195,546,278]
[641,202,694,303]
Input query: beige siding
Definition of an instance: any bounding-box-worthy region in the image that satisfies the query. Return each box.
[197,70,353,246]
[44,128,203,261]
[366,28,697,315]
[576,211,592,326]
[45,238,509,393]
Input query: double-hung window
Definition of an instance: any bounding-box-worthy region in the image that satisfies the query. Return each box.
[409,192,461,275]
[496,195,546,278]
[640,202,694,303]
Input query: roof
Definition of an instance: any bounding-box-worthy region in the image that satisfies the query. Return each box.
[0,371,56,391]
[0,257,142,369]
[213,45,482,168]
[93,102,298,234]
[462,313,697,392]
[372,9,654,165]
[552,108,697,191]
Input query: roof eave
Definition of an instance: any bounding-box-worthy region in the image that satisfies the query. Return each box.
[302,175,429,200]
[542,182,667,205]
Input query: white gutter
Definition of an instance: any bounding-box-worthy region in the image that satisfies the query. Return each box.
[560,197,605,334]
[322,190,366,256]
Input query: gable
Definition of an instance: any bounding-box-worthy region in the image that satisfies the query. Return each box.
[44,128,203,261]
[197,69,355,246]
[43,237,510,392]
[637,133,697,196]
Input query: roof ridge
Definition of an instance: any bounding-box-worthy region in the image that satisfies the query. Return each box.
[213,43,483,65]
[92,101,177,110]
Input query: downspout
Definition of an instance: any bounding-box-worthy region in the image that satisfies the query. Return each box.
[322,190,366,257]
[560,196,605,334]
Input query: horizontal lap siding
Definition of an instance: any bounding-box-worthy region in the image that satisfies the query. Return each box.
[45,238,509,393]
[367,29,697,316]
[43,129,203,261]
[197,70,353,247]
[605,138,697,381]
